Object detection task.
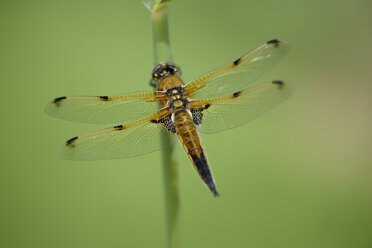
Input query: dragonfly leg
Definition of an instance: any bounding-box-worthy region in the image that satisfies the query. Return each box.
[149,79,158,88]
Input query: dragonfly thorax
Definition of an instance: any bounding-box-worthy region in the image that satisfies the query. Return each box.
[165,86,184,97]
[166,86,189,111]
[168,98,189,111]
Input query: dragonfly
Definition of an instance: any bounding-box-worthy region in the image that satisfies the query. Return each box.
[45,39,293,196]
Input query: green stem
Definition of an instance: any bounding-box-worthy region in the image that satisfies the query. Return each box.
[151,6,172,63]
[147,2,179,248]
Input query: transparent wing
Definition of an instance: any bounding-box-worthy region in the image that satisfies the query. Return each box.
[45,91,167,124]
[189,80,293,134]
[60,109,176,160]
[185,39,290,100]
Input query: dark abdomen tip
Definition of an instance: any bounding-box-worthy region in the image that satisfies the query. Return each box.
[190,153,220,197]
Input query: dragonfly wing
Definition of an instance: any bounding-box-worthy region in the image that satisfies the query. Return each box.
[60,109,176,160]
[189,80,293,134]
[45,91,166,124]
[185,39,290,100]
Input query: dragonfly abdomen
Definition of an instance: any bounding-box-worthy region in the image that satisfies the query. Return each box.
[174,110,219,196]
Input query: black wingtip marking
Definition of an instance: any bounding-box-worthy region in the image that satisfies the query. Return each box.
[99,96,109,101]
[233,91,242,98]
[150,119,159,123]
[267,39,280,47]
[233,58,241,66]
[66,136,78,146]
[114,125,124,130]
[204,104,211,109]
[53,96,66,103]
[272,80,284,85]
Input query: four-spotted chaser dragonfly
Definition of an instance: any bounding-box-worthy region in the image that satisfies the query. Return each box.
[45,39,293,196]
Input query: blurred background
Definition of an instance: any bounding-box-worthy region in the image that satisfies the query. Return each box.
[1,0,371,247]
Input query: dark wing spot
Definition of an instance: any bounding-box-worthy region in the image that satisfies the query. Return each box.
[191,108,204,125]
[233,91,241,98]
[272,80,284,89]
[53,96,66,103]
[204,104,211,109]
[99,96,109,101]
[272,80,284,85]
[233,58,241,66]
[66,136,78,146]
[150,119,159,123]
[267,39,280,47]
[158,114,176,133]
[114,125,124,130]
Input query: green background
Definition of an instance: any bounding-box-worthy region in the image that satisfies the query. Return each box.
[1,0,372,247]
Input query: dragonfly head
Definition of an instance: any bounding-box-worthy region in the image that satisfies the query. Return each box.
[152,62,181,82]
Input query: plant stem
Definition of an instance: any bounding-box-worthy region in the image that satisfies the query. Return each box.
[151,5,172,63]
[147,2,179,248]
